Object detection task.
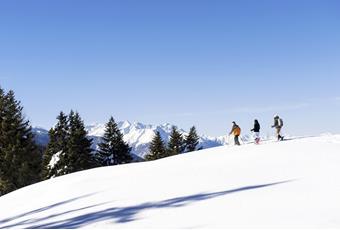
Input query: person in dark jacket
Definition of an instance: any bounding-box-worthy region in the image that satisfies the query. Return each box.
[251,119,261,144]
[229,121,241,146]
[272,115,284,141]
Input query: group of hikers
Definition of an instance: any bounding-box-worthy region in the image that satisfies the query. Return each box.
[229,115,284,145]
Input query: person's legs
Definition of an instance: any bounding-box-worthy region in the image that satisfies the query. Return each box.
[235,135,241,145]
[255,132,260,144]
[276,127,282,141]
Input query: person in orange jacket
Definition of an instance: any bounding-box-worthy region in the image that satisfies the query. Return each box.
[229,121,241,146]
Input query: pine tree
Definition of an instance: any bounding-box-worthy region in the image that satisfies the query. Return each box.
[185,126,200,152]
[146,131,167,161]
[61,111,96,174]
[0,89,42,196]
[54,112,69,148]
[97,117,132,166]
[167,126,185,156]
[42,112,69,179]
[0,87,7,193]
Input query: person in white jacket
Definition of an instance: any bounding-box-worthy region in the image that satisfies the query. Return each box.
[272,115,284,141]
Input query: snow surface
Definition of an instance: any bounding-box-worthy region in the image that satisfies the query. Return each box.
[1,135,339,229]
[47,151,62,169]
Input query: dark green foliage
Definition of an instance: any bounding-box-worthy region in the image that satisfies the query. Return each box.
[167,126,185,156]
[54,112,69,149]
[146,131,167,161]
[0,88,42,196]
[97,117,132,166]
[43,111,97,179]
[62,111,96,174]
[185,126,200,152]
[42,112,69,179]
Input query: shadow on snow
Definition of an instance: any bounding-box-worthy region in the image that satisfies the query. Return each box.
[0,193,98,227]
[0,180,293,229]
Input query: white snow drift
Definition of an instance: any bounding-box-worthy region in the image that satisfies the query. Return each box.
[0,134,339,229]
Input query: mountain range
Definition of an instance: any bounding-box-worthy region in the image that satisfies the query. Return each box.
[32,121,252,159]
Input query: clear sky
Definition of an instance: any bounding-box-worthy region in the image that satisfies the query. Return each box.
[0,0,339,137]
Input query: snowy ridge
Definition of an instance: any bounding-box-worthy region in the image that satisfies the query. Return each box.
[0,135,339,228]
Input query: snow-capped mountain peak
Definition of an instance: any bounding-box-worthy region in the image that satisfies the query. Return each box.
[86,123,106,137]
[85,121,226,158]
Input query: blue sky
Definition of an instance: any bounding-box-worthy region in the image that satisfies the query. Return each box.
[0,0,339,136]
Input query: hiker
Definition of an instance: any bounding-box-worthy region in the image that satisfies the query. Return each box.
[251,119,261,144]
[272,115,284,141]
[229,121,241,146]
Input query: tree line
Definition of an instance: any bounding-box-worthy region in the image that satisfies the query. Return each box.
[42,112,134,179]
[0,86,200,196]
[146,126,200,161]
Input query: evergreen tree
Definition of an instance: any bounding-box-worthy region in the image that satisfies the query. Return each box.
[146,131,167,161]
[185,126,200,152]
[167,126,185,156]
[97,117,132,166]
[62,111,95,174]
[0,89,42,196]
[42,112,69,179]
[0,87,7,193]
[54,112,69,148]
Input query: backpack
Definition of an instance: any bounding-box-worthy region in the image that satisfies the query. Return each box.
[278,119,283,127]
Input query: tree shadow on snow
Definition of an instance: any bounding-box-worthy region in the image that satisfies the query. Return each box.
[11,180,294,229]
[0,193,99,229]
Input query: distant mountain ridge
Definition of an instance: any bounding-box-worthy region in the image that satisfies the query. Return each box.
[89,121,239,158]
[32,127,50,146]
[32,121,252,159]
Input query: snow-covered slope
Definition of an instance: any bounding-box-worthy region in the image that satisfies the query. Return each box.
[1,134,340,229]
